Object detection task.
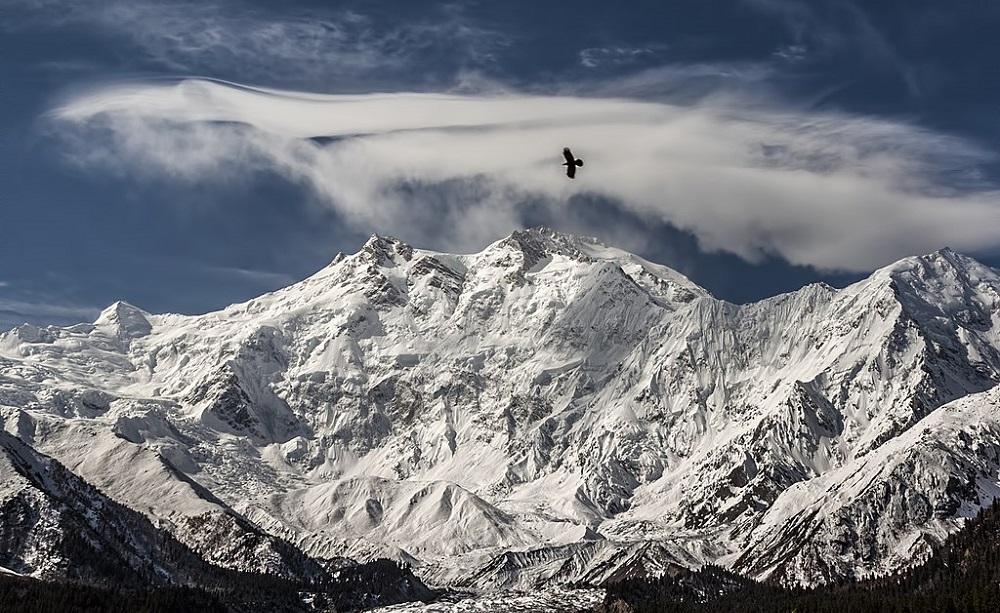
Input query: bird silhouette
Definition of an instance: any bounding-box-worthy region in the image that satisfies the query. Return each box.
[562,147,584,178]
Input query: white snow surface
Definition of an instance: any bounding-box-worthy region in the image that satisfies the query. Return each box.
[2,228,1000,588]
[371,587,604,612]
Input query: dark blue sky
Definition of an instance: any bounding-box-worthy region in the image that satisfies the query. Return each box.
[3,0,1000,328]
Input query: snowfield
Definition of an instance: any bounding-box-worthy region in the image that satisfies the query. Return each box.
[3,227,1000,589]
[371,587,605,612]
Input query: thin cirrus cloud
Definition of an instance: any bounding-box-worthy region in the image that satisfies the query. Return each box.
[201,264,298,288]
[742,0,923,95]
[51,77,1000,272]
[0,297,101,329]
[579,46,666,69]
[7,0,507,85]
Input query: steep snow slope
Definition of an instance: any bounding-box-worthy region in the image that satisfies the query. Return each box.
[733,385,1000,585]
[1,228,999,589]
[2,397,328,580]
[0,429,219,584]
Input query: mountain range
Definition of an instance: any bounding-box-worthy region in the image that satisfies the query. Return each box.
[2,227,1000,602]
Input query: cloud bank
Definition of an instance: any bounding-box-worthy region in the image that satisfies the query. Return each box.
[52,78,1000,271]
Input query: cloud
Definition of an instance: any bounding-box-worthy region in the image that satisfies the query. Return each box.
[579,45,666,69]
[201,265,297,288]
[50,78,1000,271]
[772,44,808,63]
[7,0,508,86]
[743,0,922,95]
[575,62,778,103]
[0,297,101,330]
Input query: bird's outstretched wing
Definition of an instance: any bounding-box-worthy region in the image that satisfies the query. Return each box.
[566,163,577,179]
[563,147,575,165]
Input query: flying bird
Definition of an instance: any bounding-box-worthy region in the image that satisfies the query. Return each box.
[562,147,584,178]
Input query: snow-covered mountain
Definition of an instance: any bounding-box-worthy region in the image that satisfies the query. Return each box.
[2,227,1000,589]
[0,428,212,584]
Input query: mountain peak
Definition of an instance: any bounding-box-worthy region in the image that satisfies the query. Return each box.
[923,246,963,264]
[506,226,600,249]
[893,246,995,282]
[927,246,980,271]
[862,246,991,288]
[363,233,402,247]
[94,300,152,339]
[485,226,709,303]
[498,226,592,263]
[359,233,414,265]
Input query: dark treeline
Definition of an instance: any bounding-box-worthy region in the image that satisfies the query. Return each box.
[0,558,431,613]
[601,498,1000,612]
[0,574,227,613]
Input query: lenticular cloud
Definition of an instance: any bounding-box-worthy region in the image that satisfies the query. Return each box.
[53,77,1000,271]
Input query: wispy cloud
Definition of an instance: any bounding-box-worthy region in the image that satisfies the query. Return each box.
[50,78,1000,272]
[202,265,297,288]
[573,62,779,103]
[743,0,922,94]
[0,273,107,329]
[772,44,808,63]
[8,0,508,86]
[0,297,101,330]
[579,45,666,69]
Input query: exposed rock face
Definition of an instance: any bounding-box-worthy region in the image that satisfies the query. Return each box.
[2,228,1000,589]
